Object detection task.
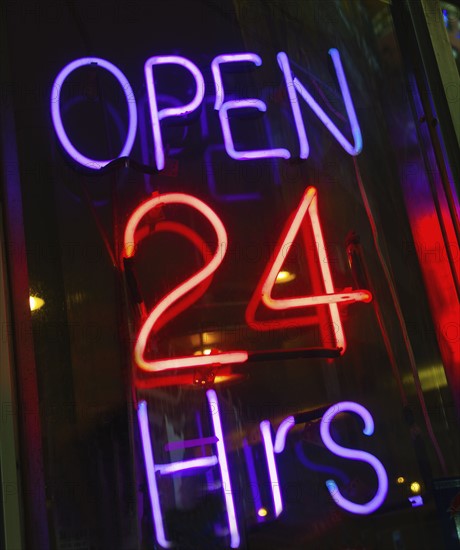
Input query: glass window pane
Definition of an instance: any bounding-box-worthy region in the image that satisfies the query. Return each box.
[3,1,459,548]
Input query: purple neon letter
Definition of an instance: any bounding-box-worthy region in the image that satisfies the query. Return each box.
[277,49,362,157]
[319,401,388,515]
[137,401,172,548]
[260,420,283,517]
[139,396,240,548]
[144,55,205,170]
[155,456,218,475]
[276,52,309,159]
[274,415,295,454]
[51,57,137,169]
[211,53,262,110]
[206,389,240,548]
[211,53,290,161]
[219,100,291,160]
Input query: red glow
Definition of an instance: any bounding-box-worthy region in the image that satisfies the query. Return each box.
[246,187,372,352]
[403,207,460,392]
[134,365,243,389]
[123,192,248,373]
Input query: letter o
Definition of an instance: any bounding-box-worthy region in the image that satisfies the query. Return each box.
[50,57,137,169]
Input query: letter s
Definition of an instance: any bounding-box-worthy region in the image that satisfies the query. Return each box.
[320,401,388,514]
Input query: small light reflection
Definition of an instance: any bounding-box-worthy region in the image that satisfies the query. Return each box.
[455,515,460,541]
[397,476,405,484]
[214,374,243,384]
[410,482,421,494]
[194,348,216,356]
[257,507,268,517]
[403,364,448,391]
[276,270,296,284]
[29,296,45,312]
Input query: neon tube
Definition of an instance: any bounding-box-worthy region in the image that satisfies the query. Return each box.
[50,57,137,168]
[137,401,171,548]
[276,52,309,159]
[155,456,218,475]
[288,49,362,156]
[211,53,262,110]
[219,100,291,160]
[123,192,248,372]
[328,48,363,153]
[243,438,264,522]
[273,416,295,454]
[246,186,371,349]
[245,268,320,332]
[319,401,389,515]
[144,55,205,170]
[264,290,372,309]
[309,192,346,351]
[138,94,188,191]
[145,221,213,334]
[260,188,370,312]
[260,421,283,517]
[206,390,240,548]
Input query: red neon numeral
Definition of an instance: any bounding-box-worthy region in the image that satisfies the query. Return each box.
[124,187,371,375]
[123,192,248,372]
[146,221,213,334]
[245,187,372,352]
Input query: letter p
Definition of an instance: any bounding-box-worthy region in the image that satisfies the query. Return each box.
[144,56,205,170]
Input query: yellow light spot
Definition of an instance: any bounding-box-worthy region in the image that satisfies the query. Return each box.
[29,296,44,312]
[410,482,421,493]
[275,270,296,284]
[194,348,213,356]
[396,476,405,484]
[257,507,268,517]
[213,374,244,384]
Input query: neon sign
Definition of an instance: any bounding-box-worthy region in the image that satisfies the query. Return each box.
[50,49,362,170]
[139,396,389,548]
[123,186,371,375]
[50,45,397,550]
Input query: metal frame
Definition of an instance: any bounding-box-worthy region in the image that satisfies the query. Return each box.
[399,0,460,201]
